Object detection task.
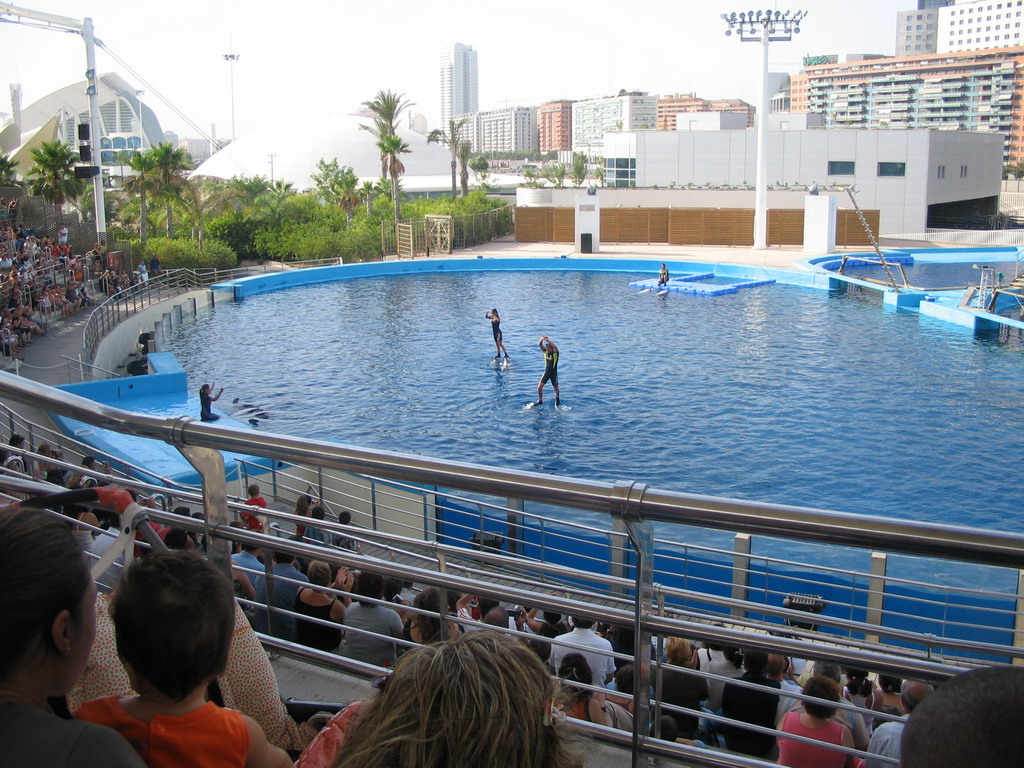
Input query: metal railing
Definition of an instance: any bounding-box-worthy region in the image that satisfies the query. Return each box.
[81,258,346,363]
[2,373,1022,767]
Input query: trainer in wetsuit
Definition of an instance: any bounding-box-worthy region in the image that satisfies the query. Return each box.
[485,309,509,361]
[535,336,560,406]
[199,382,223,421]
[658,263,669,287]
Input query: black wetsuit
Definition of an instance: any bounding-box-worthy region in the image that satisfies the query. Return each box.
[200,390,220,421]
[540,348,559,386]
[658,267,669,286]
[491,317,503,342]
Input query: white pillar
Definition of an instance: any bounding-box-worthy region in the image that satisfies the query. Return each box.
[753,26,770,251]
[82,18,107,242]
[574,194,600,253]
[803,194,837,254]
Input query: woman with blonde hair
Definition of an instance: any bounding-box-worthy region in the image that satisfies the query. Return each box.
[660,637,709,739]
[330,631,583,768]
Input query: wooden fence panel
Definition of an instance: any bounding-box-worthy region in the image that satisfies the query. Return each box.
[514,208,553,242]
[648,208,670,243]
[553,208,575,243]
[837,209,880,246]
[600,208,620,243]
[768,209,804,246]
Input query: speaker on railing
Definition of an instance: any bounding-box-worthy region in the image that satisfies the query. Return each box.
[77,124,90,141]
[79,146,92,163]
[74,165,100,179]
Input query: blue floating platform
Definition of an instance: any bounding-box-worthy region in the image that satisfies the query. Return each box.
[818,255,915,272]
[629,276,775,296]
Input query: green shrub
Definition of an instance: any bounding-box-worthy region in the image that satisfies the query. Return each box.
[143,237,237,269]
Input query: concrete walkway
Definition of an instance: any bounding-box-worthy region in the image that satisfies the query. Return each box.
[3,309,97,387]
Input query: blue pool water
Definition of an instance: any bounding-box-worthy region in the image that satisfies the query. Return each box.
[164,270,1024,533]
[839,259,1019,290]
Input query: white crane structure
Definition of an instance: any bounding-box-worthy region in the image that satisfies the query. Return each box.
[0,2,107,240]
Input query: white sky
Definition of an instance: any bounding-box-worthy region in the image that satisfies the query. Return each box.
[1,0,917,140]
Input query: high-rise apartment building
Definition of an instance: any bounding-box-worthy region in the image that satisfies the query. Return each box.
[571,92,657,155]
[790,47,1024,162]
[440,43,478,128]
[457,106,537,154]
[938,0,1024,53]
[656,94,757,130]
[538,100,573,151]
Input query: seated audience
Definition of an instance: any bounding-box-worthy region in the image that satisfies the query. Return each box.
[549,616,616,685]
[295,561,351,652]
[558,653,609,726]
[695,637,745,713]
[76,550,291,767]
[660,637,709,739]
[327,631,585,768]
[341,571,403,667]
[776,675,857,768]
[864,680,932,768]
[0,505,144,768]
[721,648,781,759]
[252,551,309,640]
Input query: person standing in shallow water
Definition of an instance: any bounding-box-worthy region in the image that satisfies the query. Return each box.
[199,383,223,421]
[485,309,509,362]
[535,336,560,407]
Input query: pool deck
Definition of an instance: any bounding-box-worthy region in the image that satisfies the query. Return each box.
[432,237,883,270]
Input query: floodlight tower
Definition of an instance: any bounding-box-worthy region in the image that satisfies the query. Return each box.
[721,9,807,251]
[223,53,240,142]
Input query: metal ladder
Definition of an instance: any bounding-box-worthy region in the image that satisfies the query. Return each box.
[843,187,902,293]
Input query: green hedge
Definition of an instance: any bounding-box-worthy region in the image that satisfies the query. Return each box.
[143,237,238,269]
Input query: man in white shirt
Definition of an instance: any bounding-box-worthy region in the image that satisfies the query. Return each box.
[864,680,932,768]
[549,617,616,684]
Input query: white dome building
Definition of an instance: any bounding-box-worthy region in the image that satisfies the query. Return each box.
[192,113,455,192]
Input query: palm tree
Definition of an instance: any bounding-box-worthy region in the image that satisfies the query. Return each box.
[149,142,191,237]
[178,176,229,248]
[376,134,409,221]
[457,140,472,197]
[361,91,412,220]
[0,151,19,186]
[252,180,294,228]
[26,140,85,208]
[336,167,360,228]
[361,90,412,137]
[358,180,376,216]
[122,151,158,246]
[427,118,468,197]
[225,175,272,211]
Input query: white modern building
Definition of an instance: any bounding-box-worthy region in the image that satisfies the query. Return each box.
[456,106,537,153]
[571,92,657,156]
[600,127,1002,233]
[440,43,478,128]
[17,72,164,164]
[938,0,1024,52]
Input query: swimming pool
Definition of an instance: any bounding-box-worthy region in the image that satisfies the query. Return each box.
[163,268,1024,534]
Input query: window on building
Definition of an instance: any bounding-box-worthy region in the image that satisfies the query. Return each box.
[828,161,855,175]
[878,162,906,177]
[961,165,968,178]
[937,165,946,179]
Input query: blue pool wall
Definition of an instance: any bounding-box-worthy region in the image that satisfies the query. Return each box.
[212,256,832,300]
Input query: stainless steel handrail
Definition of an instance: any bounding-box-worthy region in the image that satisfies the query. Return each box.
[3,371,1023,570]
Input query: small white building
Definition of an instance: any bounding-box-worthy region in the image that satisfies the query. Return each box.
[572,92,658,156]
[600,127,1003,234]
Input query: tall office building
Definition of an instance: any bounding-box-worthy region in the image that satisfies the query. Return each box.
[790,47,1024,162]
[440,43,478,128]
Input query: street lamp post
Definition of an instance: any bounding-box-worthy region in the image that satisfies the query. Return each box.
[268,154,276,183]
[721,9,807,251]
[223,53,240,141]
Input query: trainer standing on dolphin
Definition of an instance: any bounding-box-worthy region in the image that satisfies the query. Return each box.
[534,336,560,407]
